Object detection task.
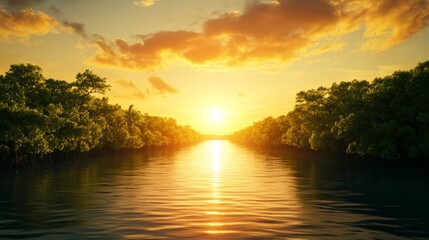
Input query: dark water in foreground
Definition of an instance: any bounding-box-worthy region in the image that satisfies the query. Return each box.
[1,140,428,239]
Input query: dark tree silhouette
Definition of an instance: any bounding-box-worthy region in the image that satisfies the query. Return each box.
[0,64,201,165]
[232,61,429,160]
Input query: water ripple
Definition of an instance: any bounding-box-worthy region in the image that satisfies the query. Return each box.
[1,140,429,239]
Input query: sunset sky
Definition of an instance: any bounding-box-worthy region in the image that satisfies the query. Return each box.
[1,0,429,134]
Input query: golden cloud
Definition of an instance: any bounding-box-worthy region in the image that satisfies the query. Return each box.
[91,31,200,70]
[147,76,178,95]
[0,6,58,41]
[134,0,158,7]
[113,79,147,100]
[359,0,429,51]
[111,76,178,100]
[90,0,429,71]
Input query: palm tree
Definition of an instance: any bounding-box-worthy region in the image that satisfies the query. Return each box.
[124,105,142,133]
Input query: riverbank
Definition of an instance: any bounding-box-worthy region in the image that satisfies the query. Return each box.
[0,142,205,169]
[231,141,429,168]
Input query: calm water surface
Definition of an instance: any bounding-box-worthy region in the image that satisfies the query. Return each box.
[1,140,429,239]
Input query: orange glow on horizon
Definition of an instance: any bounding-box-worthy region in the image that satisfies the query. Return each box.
[0,0,428,136]
[207,107,226,125]
[192,107,232,135]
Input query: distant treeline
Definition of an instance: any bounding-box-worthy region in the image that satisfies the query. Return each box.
[231,61,429,160]
[0,64,201,165]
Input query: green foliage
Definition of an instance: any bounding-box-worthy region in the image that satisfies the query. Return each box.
[232,116,290,146]
[73,70,110,96]
[232,61,429,160]
[0,63,201,164]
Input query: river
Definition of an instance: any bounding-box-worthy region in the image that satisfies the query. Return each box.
[1,140,428,239]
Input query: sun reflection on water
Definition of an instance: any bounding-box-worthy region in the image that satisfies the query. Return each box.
[2,140,422,239]
[160,140,301,237]
[211,140,222,174]
[206,140,235,235]
[211,140,221,202]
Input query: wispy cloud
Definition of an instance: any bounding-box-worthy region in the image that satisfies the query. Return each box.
[0,6,58,42]
[358,0,429,51]
[112,76,178,100]
[134,0,158,8]
[91,31,201,70]
[49,5,61,15]
[2,0,45,10]
[114,79,147,100]
[89,0,429,71]
[147,76,178,95]
[63,20,87,38]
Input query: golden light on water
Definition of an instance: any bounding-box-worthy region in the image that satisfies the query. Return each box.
[211,140,222,174]
[210,140,222,202]
[205,211,223,215]
[72,140,306,237]
[206,140,235,235]
[205,230,237,235]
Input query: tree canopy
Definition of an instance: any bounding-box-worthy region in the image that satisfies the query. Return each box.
[2,61,428,164]
[232,61,429,160]
[0,64,201,165]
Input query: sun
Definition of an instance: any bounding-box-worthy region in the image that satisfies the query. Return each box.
[207,108,226,124]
